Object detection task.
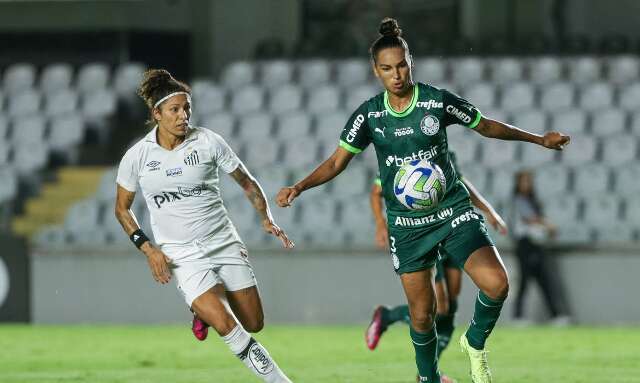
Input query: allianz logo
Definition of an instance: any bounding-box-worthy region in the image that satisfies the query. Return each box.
[416,100,443,109]
[394,207,454,227]
[385,146,438,167]
[394,126,414,137]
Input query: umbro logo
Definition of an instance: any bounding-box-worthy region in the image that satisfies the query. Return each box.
[146,160,161,171]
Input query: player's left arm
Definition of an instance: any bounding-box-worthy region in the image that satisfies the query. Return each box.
[474,116,570,150]
[462,176,508,235]
[230,163,294,249]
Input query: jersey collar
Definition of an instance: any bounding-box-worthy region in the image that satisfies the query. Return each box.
[384,84,419,118]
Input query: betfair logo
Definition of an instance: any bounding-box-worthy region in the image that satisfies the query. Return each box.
[385,147,438,167]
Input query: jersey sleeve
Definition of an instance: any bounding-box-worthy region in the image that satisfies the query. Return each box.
[374,172,381,186]
[116,148,139,192]
[442,90,482,129]
[211,132,241,173]
[339,103,371,154]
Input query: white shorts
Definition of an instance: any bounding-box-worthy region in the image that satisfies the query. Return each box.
[163,239,257,307]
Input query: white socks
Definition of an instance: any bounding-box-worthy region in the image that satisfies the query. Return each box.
[222,325,292,383]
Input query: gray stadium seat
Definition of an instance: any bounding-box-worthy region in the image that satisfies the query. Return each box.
[260,60,293,88]
[33,225,68,247]
[573,164,610,197]
[593,222,635,243]
[451,57,485,85]
[236,113,272,140]
[461,82,496,111]
[500,82,535,112]
[512,110,546,135]
[8,88,41,117]
[96,167,117,203]
[221,61,255,89]
[520,141,556,166]
[544,194,579,228]
[40,63,73,94]
[579,82,613,110]
[479,139,517,168]
[3,63,36,93]
[625,198,640,225]
[489,57,523,84]
[49,115,85,154]
[458,163,489,192]
[277,111,312,139]
[81,88,116,119]
[76,63,110,94]
[550,109,588,137]
[268,84,303,114]
[558,135,597,165]
[315,110,348,141]
[12,141,48,174]
[618,83,640,111]
[477,108,507,124]
[306,85,340,113]
[192,82,226,119]
[629,111,640,135]
[0,141,10,165]
[44,88,79,117]
[602,135,637,166]
[230,85,264,114]
[448,132,480,165]
[345,83,379,112]
[539,82,575,111]
[331,162,369,197]
[64,198,100,233]
[341,198,376,247]
[113,62,145,96]
[0,166,17,203]
[202,113,236,138]
[533,166,570,200]
[583,195,620,225]
[297,60,330,88]
[591,108,626,136]
[0,115,8,139]
[529,57,562,84]
[489,167,518,201]
[11,114,46,144]
[278,136,320,168]
[335,59,370,87]
[567,56,601,84]
[414,58,447,84]
[555,225,592,245]
[298,197,338,245]
[615,164,640,197]
[251,166,290,201]
[606,55,639,84]
[242,138,279,169]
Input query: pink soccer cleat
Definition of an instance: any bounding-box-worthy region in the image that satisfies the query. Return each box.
[365,306,389,350]
[191,314,209,341]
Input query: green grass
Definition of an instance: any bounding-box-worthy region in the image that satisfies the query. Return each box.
[1,324,639,382]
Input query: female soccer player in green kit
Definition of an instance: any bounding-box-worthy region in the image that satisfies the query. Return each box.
[277,18,569,383]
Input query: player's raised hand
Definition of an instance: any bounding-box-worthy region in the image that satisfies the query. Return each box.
[142,246,172,284]
[276,186,300,207]
[262,219,295,249]
[542,131,570,150]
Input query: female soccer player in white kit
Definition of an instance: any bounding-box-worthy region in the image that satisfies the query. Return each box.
[114,69,294,383]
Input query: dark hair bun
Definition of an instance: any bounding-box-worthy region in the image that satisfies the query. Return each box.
[379,17,402,38]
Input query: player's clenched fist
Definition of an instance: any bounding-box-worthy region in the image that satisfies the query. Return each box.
[542,131,570,150]
[276,186,300,207]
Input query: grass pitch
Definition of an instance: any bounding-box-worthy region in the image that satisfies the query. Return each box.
[1,324,639,382]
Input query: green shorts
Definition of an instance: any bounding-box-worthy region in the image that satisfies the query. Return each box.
[388,209,494,275]
[434,248,462,282]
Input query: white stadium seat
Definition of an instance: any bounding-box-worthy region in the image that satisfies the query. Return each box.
[489,167,518,201]
[544,194,579,228]
[345,83,379,112]
[451,57,485,85]
[297,59,331,88]
[40,63,73,94]
[236,112,273,140]
[529,57,562,84]
[330,162,369,197]
[567,56,601,84]
[44,88,79,117]
[95,167,117,203]
[579,82,613,111]
[614,164,640,197]
[520,141,556,166]
[606,55,639,84]
[82,88,116,119]
[479,139,517,168]
[49,115,85,153]
[500,82,535,112]
[11,114,46,144]
[629,111,640,135]
[489,57,523,84]
[533,165,570,200]
[550,109,588,137]
[315,110,348,142]
[539,82,575,111]
[306,85,341,113]
[461,82,496,112]
[558,135,597,165]
[618,83,640,111]
[625,198,640,224]
[335,59,370,87]
[3,63,36,93]
[277,111,312,139]
[0,166,18,202]
[456,163,489,193]
[12,140,48,174]
[512,110,546,136]
[242,138,279,169]
[8,88,41,117]
[202,112,236,138]
[278,135,320,168]
[260,60,293,88]
[64,198,100,233]
[573,164,611,197]
[268,84,303,114]
[221,61,255,89]
[230,85,264,114]
[192,82,226,118]
[341,198,376,247]
[76,63,110,94]
[414,58,447,84]
[602,135,637,166]
[590,108,626,136]
[251,166,290,201]
[583,195,620,225]
[447,129,480,165]
[113,62,145,96]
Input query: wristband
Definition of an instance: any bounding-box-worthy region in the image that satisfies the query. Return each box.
[130,229,150,249]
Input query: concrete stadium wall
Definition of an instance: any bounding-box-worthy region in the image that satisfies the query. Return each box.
[30,248,640,325]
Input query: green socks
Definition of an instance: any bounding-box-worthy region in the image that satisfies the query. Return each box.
[410,325,440,382]
[386,304,411,325]
[466,291,505,350]
[435,299,457,357]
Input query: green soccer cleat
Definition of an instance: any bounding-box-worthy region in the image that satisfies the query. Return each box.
[460,333,492,383]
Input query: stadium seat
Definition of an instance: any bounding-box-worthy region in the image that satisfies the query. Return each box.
[236,112,273,141]
[335,59,370,87]
[449,133,480,165]
[202,112,236,138]
[544,194,579,228]
[457,163,489,193]
[113,62,145,96]
[593,222,635,243]
[306,85,341,113]
[550,109,588,137]
[0,166,17,203]
[7,88,41,117]
[76,63,110,94]
[606,55,639,84]
[477,108,507,124]
[539,82,575,111]
[618,83,640,111]
[529,57,563,84]
[221,61,255,89]
[297,59,331,88]
[43,88,79,117]
[0,141,9,165]
[461,82,496,111]
[625,197,640,225]
[299,197,338,230]
[614,164,640,197]
[241,138,279,169]
[555,225,592,245]
[601,135,637,166]
[260,60,293,88]
[414,58,447,84]
[49,115,85,155]
[590,108,626,136]
[81,88,117,120]
[479,139,517,168]
[521,141,556,166]
[344,83,378,112]
[268,84,303,114]
[251,166,290,201]
[12,141,48,174]
[341,198,376,247]
[277,111,312,138]
[3,63,36,93]
[533,165,570,200]
[191,82,226,118]
[0,115,8,139]
[33,225,68,247]
[489,167,518,201]
[64,198,101,233]
[230,85,264,114]
[40,63,73,94]
[567,56,601,84]
[331,162,369,197]
[11,114,46,144]
[573,164,610,197]
[314,110,348,141]
[489,57,523,84]
[579,82,613,110]
[451,57,485,85]
[96,167,117,203]
[278,135,320,168]
[500,82,535,111]
[512,110,547,136]
[583,195,620,225]
[558,135,597,165]
[629,111,640,135]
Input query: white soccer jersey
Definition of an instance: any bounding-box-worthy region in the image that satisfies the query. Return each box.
[116,126,242,246]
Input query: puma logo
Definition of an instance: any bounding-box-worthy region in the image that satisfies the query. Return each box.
[374,126,386,137]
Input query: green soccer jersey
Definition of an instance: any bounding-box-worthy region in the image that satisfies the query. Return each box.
[341,82,481,227]
[375,150,463,185]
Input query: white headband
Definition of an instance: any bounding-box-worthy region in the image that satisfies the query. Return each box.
[153,91,191,109]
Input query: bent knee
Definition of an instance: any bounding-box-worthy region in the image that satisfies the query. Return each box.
[243,317,264,333]
[410,311,436,331]
[484,273,510,300]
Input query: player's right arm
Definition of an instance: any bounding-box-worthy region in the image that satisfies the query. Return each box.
[462,177,508,235]
[369,180,388,249]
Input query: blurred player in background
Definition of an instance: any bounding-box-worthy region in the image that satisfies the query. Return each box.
[115,69,294,383]
[277,18,569,382]
[366,151,508,383]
